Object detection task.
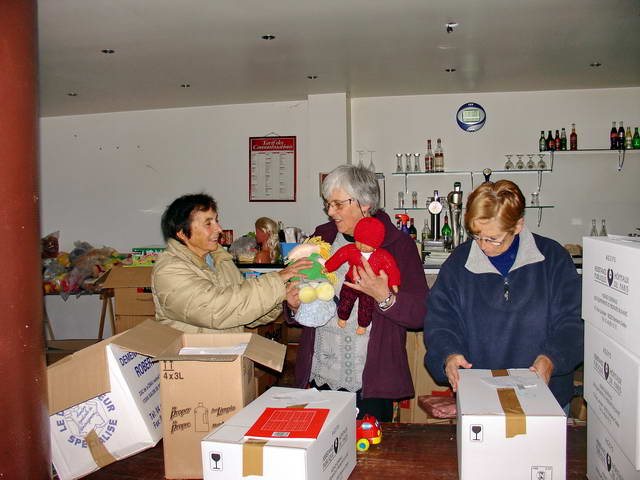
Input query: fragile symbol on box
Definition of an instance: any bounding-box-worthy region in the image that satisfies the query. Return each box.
[531,465,552,480]
[210,452,223,471]
[469,424,483,442]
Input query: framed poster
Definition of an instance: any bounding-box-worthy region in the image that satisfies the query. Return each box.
[249,136,296,202]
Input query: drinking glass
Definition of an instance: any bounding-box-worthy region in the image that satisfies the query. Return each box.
[414,153,421,172]
[531,191,540,206]
[398,191,405,208]
[396,153,403,173]
[515,154,525,169]
[411,191,418,208]
[537,154,547,169]
[504,154,514,170]
[526,154,535,169]
[405,153,412,173]
[357,150,366,168]
[367,150,376,172]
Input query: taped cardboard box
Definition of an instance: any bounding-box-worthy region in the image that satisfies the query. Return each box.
[587,406,640,480]
[48,320,181,480]
[584,323,640,469]
[201,387,357,480]
[399,331,452,423]
[457,369,566,480]
[100,265,154,333]
[582,236,640,356]
[155,332,287,479]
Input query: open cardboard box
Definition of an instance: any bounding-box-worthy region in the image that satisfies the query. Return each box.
[48,320,181,480]
[154,331,286,479]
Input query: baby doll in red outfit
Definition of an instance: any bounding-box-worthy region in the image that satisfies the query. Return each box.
[324,217,401,334]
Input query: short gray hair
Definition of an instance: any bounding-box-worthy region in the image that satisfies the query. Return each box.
[321,164,380,215]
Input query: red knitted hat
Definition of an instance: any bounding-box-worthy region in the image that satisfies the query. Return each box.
[354,217,385,248]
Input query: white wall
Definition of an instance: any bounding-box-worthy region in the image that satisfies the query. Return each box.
[40,87,640,338]
[351,87,640,244]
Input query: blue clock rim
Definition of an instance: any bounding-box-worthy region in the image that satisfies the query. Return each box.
[457,102,486,131]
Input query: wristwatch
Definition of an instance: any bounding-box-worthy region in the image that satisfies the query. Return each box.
[378,292,395,310]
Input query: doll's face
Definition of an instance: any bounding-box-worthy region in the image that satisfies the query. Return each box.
[255,227,268,245]
[355,241,375,253]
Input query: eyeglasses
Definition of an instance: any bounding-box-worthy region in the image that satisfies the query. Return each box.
[323,198,354,211]
[471,233,510,246]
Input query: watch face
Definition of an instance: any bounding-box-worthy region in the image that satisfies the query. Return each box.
[428,200,443,215]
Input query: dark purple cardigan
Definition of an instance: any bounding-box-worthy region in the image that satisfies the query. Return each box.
[287,211,428,399]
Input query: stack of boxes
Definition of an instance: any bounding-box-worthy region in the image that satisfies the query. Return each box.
[582,236,640,478]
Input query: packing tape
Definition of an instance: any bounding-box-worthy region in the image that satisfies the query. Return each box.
[491,369,509,377]
[496,387,526,438]
[85,429,116,468]
[243,439,268,477]
[286,403,308,409]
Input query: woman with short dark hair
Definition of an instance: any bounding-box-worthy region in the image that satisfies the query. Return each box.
[424,180,583,409]
[152,193,311,333]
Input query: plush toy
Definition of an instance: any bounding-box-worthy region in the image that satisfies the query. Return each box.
[285,237,337,327]
[324,217,401,334]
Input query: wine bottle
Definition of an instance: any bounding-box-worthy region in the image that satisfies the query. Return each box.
[546,130,555,151]
[554,130,561,151]
[569,123,578,151]
[441,215,453,251]
[425,140,434,172]
[434,138,444,172]
[408,218,417,241]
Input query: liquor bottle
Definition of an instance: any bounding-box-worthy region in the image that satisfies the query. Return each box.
[569,123,578,151]
[441,215,453,251]
[408,218,417,240]
[425,140,434,172]
[610,121,618,150]
[560,128,567,151]
[590,219,598,237]
[539,131,546,152]
[633,127,640,149]
[599,219,607,237]
[546,130,555,151]
[625,126,633,150]
[554,130,561,151]
[618,121,625,150]
[278,221,286,242]
[434,138,444,172]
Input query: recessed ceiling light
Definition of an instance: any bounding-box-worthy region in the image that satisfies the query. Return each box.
[67,92,78,96]
[306,75,318,80]
[445,68,456,73]
[445,22,459,33]
[101,49,115,54]
[180,83,191,88]
[261,34,276,40]
[589,62,602,67]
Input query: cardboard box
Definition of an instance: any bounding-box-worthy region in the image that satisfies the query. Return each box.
[457,369,566,480]
[46,339,100,365]
[201,387,357,480]
[587,407,640,479]
[101,266,155,332]
[582,236,640,356]
[155,332,287,479]
[399,331,452,423]
[584,323,640,469]
[48,320,181,480]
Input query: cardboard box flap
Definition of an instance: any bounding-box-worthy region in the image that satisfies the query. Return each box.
[101,265,152,289]
[244,334,286,372]
[47,340,110,415]
[112,319,182,357]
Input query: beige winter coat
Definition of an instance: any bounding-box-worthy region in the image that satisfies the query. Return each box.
[151,238,285,333]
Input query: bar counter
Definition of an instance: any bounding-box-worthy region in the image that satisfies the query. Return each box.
[84,423,586,479]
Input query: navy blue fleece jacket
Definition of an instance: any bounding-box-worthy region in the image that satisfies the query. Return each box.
[424,227,583,406]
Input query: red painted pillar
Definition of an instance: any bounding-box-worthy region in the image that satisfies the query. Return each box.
[0,1,50,478]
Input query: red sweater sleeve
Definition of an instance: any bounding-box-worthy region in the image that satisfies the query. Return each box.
[371,248,402,287]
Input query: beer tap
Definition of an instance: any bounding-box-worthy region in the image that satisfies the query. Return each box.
[447,182,464,249]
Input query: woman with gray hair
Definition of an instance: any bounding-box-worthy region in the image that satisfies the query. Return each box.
[285,164,428,421]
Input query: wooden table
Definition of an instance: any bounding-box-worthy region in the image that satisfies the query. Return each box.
[83,423,586,479]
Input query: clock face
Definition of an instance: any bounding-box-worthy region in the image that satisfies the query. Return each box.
[457,102,486,132]
[428,200,443,215]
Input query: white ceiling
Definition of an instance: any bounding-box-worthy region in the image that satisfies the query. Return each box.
[38,0,640,117]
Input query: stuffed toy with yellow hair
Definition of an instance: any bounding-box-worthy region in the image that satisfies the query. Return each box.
[285,237,337,327]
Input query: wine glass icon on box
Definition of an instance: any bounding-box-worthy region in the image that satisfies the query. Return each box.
[210,452,222,471]
[470,424,483,442]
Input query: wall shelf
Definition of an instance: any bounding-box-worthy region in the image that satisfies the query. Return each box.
[548,148,639,171]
